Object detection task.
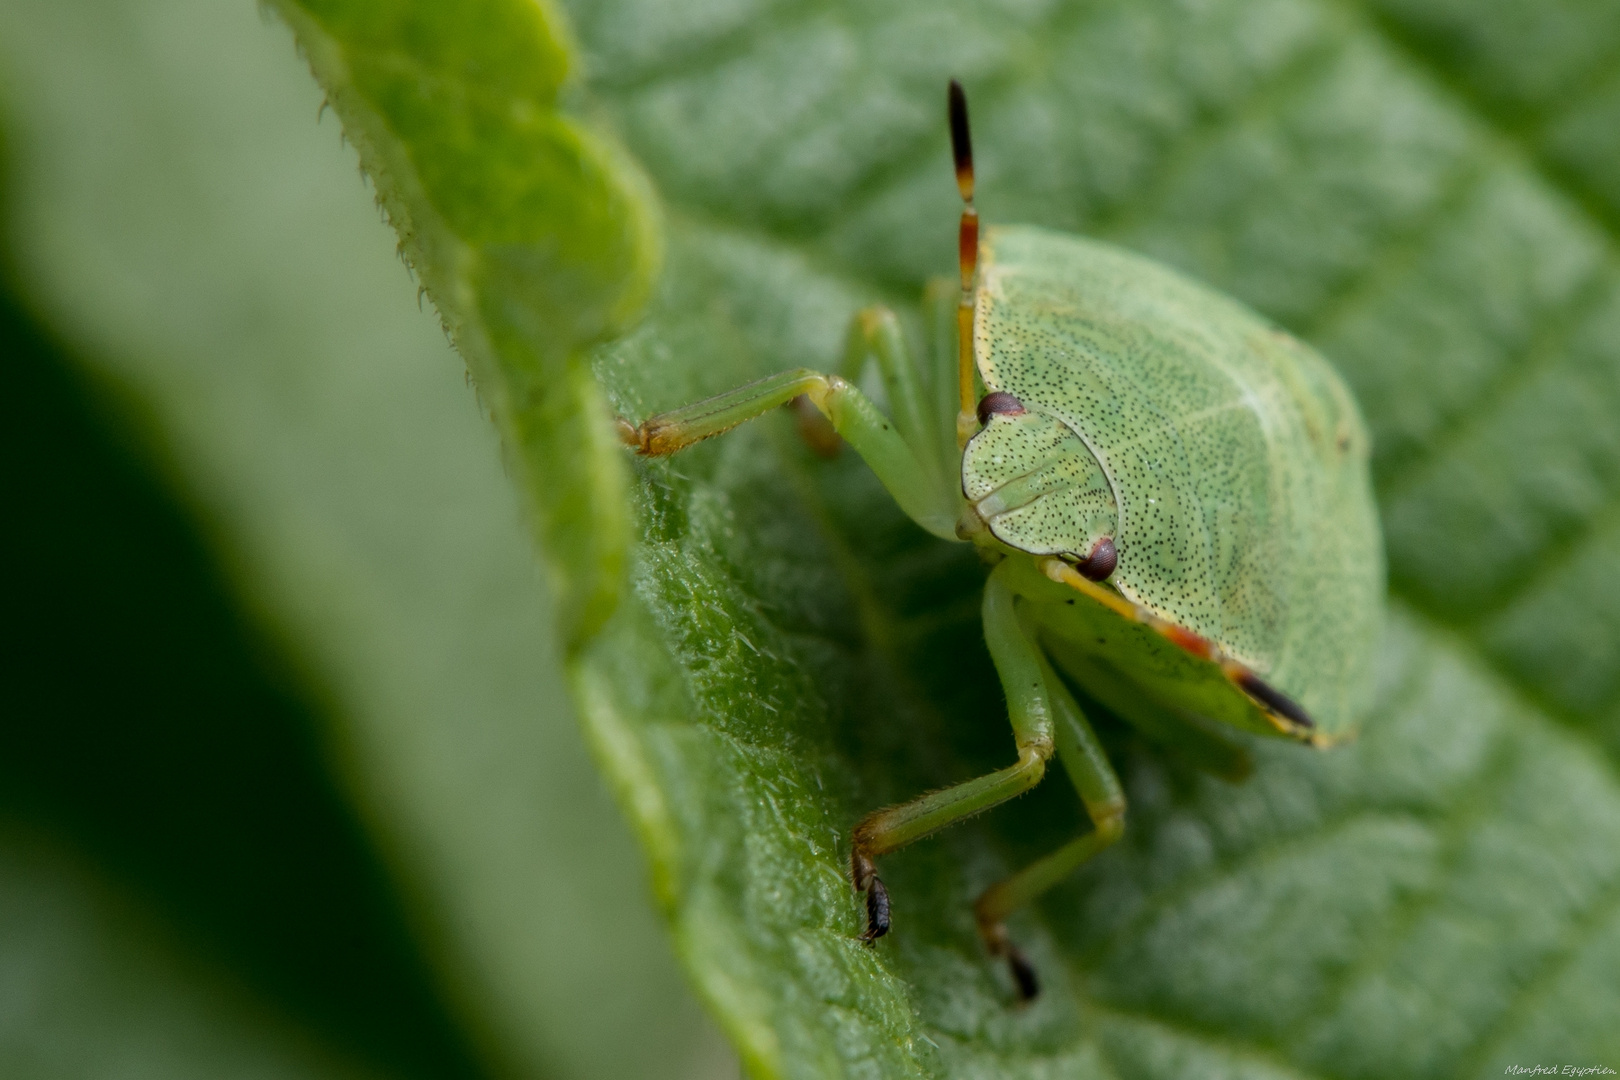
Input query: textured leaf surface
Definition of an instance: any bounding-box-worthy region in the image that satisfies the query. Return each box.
[553,1,1620,1077]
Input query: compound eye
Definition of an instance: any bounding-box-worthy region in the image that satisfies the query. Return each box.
[976,391,1026,425]
[1078,536,1117,582]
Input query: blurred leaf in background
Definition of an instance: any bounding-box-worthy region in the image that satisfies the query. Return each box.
[0,1,727,1078]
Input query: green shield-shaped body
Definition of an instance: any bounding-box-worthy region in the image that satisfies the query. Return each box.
[968,225,1382,738]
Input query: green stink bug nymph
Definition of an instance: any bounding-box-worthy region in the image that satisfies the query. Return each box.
[617,81,1383,1001]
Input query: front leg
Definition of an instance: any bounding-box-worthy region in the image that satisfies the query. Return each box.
[849,560,1057,939]
[619,361,959,539]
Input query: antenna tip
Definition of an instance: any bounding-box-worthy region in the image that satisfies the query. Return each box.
[947,80,974,202]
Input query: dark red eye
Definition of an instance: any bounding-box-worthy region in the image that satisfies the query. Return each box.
[976,391,1026,425]
[1078,537,1117,581]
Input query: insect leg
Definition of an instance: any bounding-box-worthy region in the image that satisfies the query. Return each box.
[1035,557,1320,744]
[974,651,1126,1001]
[924,278,965,466]
[837,306,953,499]
[620,368,960,538]
[619,368,828,456]
[849,560,1055,940]
[1041,635,1253,782]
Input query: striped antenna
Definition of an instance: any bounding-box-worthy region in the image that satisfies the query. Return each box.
[948,80,979,446]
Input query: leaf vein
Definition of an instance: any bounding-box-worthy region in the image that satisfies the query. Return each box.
[1374,267,1618,506]
[1283,738,1520,1039]
[1453,874,1620,1078]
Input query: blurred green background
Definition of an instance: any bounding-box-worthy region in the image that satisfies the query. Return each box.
[0,1,731,1077]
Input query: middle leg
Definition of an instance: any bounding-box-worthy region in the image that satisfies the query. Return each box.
[797,304,958,504]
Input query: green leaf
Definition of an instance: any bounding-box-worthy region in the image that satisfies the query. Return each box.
[0,820,377,1080]
[567,0,1620,1076]
[0,274,479,1079]
[101,0,1620,1077]
[271,0,663,646]
[0,2,723,1078]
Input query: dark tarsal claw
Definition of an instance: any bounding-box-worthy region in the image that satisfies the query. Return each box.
[1006,945,1040,1001]
[980,916,1041,1001]
[851,849,891,943]
[861,876,891,943]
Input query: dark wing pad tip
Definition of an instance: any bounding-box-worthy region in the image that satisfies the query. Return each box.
[1235,670,1315,730]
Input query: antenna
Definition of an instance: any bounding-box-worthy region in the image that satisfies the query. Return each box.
[948,80,979,446]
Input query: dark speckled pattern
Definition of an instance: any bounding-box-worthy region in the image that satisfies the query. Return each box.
[976,226,1382,735]
[962,407,1118,559]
